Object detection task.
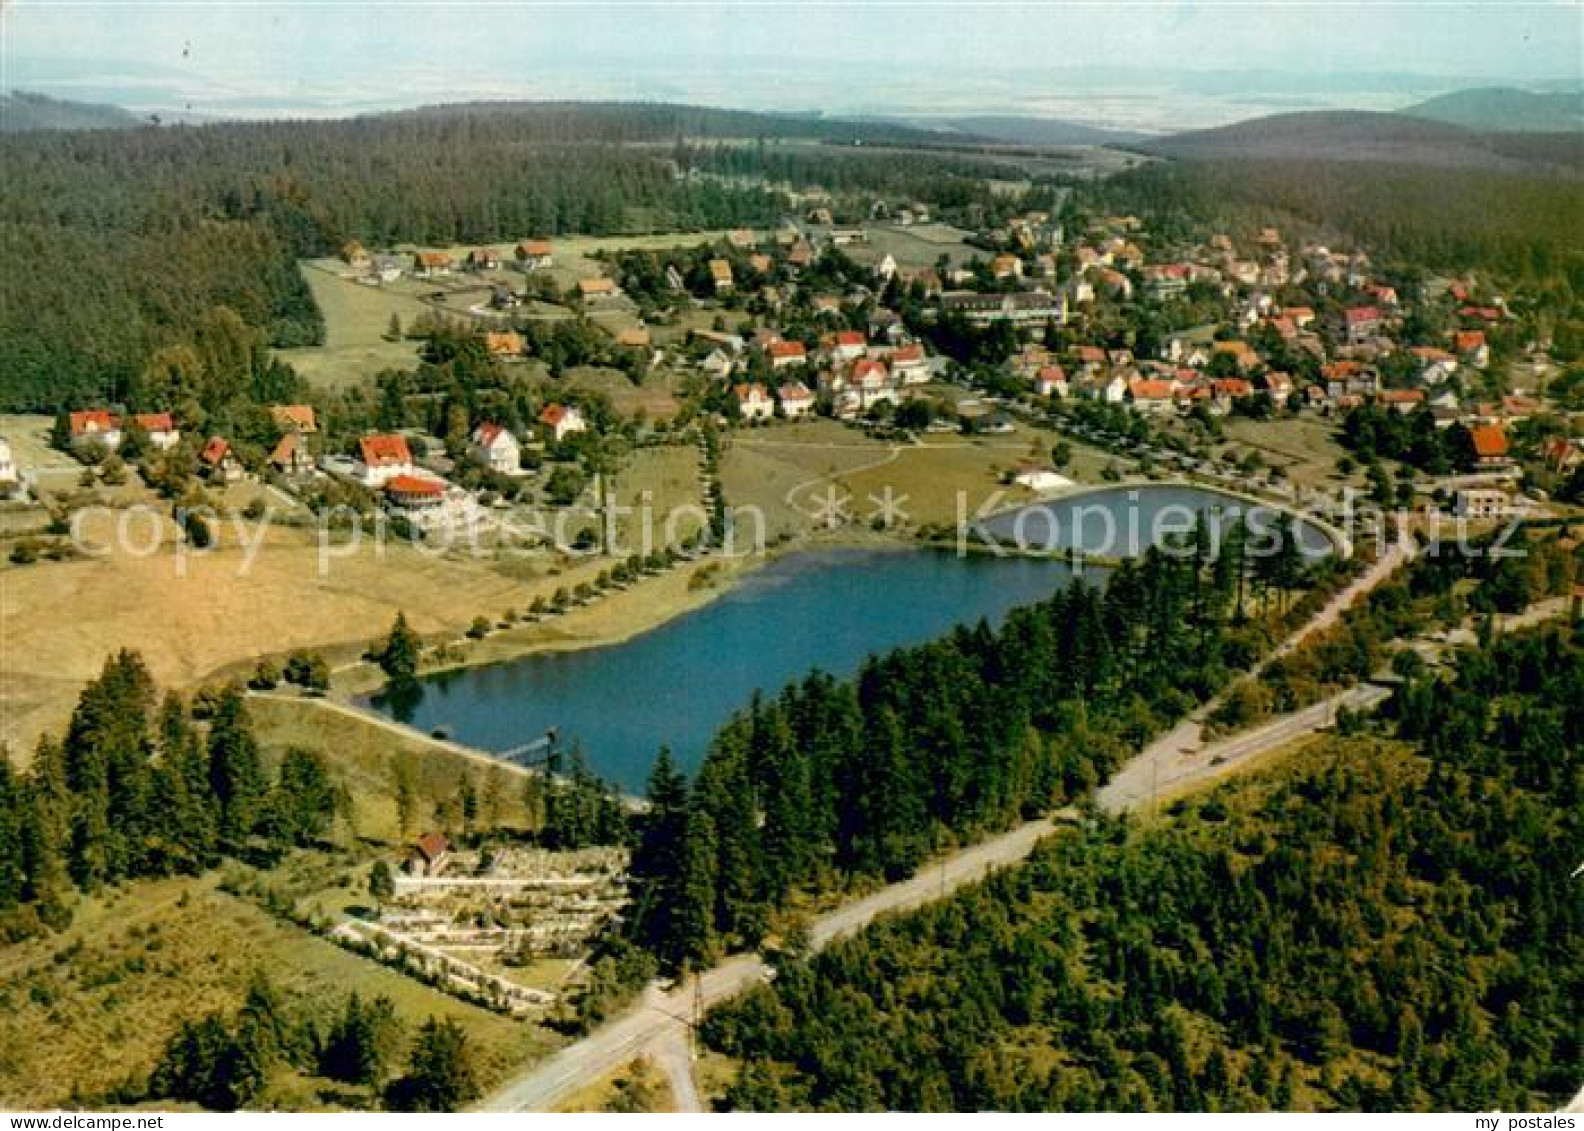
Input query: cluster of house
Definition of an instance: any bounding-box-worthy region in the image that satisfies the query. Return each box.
[66,404,324,486]
[692,322,936,421]
[335,403,587,523]
[341,238,555,285]
[939,215,1560,461]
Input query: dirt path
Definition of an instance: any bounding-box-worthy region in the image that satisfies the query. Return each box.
[247,691,535,780]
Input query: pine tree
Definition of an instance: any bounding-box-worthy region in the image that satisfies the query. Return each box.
[319,992,402,1086]
[378,612,423,685]
[385,1017,479,1112]
[207,687,266,844]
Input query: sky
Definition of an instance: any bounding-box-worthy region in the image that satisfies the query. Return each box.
[2,1,1579,128]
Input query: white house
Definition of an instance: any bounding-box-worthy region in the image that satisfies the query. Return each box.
[734,383,775,422]
[470,422,521,475]
[1013,468,1073,493]
[355,433,415,488]
[539,404,587,444]
[830,332,866,364]
[69,410,121,451]
[0,438,17,486]
[778,381,816,419]
[701,348,737,379]
[1032,366,1068,398]
[888,344,929,385]
[131,412,181,451]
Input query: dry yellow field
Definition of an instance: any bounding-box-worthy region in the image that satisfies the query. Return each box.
[0,509,553,758]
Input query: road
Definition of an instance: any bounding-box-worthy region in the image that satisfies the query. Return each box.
[480,520,1436,1112]
[479,815,1062,1113]
[1097,684,1390,813]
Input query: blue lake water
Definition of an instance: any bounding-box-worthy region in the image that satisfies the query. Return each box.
[978,484,1335,560]
[363,485,1331,791]
[364,548,1081,791]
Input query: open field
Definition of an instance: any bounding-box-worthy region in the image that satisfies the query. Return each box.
[723,420,899,537]
[842,222,979,272]
[248,694,540,845]
[726,418,1115,530]
[0,871,559,1109]
[1218,416,1355,491]
[0,413,84,491]
[561,365,684,422]
[276,262,428,389]
[0,510,556,759]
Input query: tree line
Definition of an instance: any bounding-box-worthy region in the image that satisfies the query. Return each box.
[147,972,479,1111]
[703,621,1581,1111]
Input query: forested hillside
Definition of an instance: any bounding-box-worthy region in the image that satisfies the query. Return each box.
[1137,110,1584,175]
[0,91,143,132]
[703,624,1582,1111]
[0,103,976,413]
[627,526,1322,968]
[1403,87,1584,134]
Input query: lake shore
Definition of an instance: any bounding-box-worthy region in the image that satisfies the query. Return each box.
[329,527,913,703]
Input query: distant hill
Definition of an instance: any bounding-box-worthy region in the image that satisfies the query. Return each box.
[0,90,143,132]
[1139,110,1582,176]
[934,116,1150,147]
[379,100,969,146]
[1403,87,1583,133]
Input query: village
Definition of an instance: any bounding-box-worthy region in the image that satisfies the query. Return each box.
[6,200,1576,551]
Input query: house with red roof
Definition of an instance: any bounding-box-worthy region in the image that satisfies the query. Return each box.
[539,404,587,444]
[470,422,520,475]
[131,412,180,451]
[466,247,501,272]
[269,430,313,477]
[577,277,620,302]
[708,258,734,295]
[386,474,446,510]
[270,404,318,435]
[1454,330,1489,368]
[515,239,553,271]
[198,436,243,483]
[356,433,415,487]
[888,343,929,385]
[412,250,454,278]
[406,832,451,876]
[767,340,808,370]
[69,410,121,451]
[1376,389,1426,415]
[733,383,774,422]
[778,381,816,420]
[1344,305,1383,343]
[1469,424,1512,467]
[830,331,866,364]
[1033,366,1068,398]
[1128,378,1178,416]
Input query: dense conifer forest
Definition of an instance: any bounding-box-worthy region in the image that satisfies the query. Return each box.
[626,528,1320,968]
[0,103,1010,413]
[702,623,1582,1111]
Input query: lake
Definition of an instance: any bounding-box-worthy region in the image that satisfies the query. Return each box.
[363,484,1330,791]
[364,547,1081,790]
[977,483,1335,560]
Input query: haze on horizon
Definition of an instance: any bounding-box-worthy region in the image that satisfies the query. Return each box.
[3,0,1579,131]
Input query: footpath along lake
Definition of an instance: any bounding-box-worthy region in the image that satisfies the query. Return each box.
[363,485,1333,790]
